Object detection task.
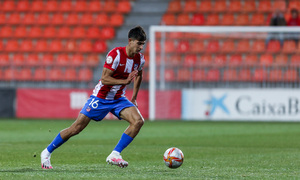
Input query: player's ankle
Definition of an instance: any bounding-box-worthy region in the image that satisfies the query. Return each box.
[42,148,51,156]
[112,150,120,155]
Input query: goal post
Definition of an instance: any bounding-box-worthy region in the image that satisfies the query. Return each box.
[149,26,300,121]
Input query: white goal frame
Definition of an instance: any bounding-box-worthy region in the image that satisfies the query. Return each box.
[149,26,300,121]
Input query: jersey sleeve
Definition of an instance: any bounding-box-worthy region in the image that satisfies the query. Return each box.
[103,49,120,71]
[138,54,146,71]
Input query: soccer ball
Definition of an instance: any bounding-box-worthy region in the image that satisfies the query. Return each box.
[163,147,184,168]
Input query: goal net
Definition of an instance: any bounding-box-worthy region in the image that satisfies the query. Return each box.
[148,26,300,121]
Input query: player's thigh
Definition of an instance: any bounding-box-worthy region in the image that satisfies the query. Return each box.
[119,106,144,124]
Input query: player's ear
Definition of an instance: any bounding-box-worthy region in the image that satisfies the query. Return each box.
[128,38,133,44]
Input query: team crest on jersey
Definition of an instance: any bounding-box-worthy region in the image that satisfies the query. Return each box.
[106,56,113,64]
[86,107,91,112]
[134,64,139,70]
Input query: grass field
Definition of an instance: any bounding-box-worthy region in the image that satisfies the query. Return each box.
[0,119,300,180]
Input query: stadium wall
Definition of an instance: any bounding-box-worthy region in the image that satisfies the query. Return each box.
[16,89,91,119]
[15,88,180,119]
[0,89,15,118]
[12,88,300,121]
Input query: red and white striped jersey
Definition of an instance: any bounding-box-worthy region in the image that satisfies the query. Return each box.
[92,47,145,100]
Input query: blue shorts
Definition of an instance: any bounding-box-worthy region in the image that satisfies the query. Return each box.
[80,95,135,121]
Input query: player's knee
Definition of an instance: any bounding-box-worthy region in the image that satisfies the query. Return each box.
[132,116,144,129]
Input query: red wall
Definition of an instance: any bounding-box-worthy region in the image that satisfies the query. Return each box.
[155,90,181,119]
[16,88,181,120]
[17,89,91,119]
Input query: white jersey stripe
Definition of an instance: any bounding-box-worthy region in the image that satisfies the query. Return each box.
[111,50,120,70]
[121,87,127,97]
[92,81,102,96]
[124,58,133,73]
[106,85,122,100]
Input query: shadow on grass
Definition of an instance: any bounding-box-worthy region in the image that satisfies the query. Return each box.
[0,165,172,174]
[0,169,106,174]
[0,168,38,173]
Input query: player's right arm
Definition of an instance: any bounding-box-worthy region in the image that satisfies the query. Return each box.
[101,68,138,85]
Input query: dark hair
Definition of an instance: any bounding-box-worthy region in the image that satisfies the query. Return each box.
[128,26,147,41]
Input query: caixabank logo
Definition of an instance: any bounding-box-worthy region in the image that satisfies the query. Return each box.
[205,94,230,116]
[236,96,300,116]
[205,93,300,118]
[187,89,300,121]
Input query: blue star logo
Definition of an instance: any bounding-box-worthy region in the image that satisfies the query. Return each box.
[205,94,230,115]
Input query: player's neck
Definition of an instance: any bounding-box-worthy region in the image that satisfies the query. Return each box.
[125,45,135,58]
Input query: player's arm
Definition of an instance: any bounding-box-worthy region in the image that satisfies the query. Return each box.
[101,68,138,86]
[131,70,143,107]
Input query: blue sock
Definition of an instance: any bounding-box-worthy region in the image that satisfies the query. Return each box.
[46,133,66,153]
[113,133,134,153]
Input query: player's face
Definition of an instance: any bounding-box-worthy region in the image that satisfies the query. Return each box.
[129,39,145,54]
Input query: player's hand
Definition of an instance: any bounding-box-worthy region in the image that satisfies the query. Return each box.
[126,70,138,84]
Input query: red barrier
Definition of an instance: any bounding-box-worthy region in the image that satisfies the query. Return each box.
[156,90,181,119]
[16,89,181,119]
[17,89,91,119]
[16,89,149,119]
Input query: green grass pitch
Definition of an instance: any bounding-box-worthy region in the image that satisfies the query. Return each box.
[0,119,300,179]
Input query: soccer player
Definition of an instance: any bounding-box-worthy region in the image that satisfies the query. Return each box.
[41,26,146,169]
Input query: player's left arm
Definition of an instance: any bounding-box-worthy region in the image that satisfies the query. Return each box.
[131,70,143,107]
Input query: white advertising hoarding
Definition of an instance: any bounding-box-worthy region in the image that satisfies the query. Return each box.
[182,89,300,121]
